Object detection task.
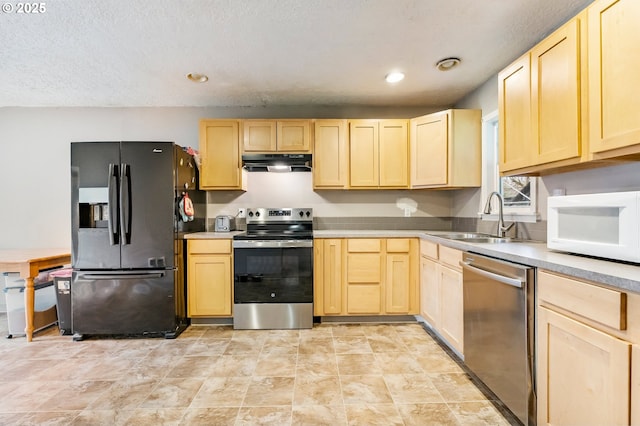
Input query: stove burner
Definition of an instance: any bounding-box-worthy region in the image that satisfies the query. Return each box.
[236,207,314,241]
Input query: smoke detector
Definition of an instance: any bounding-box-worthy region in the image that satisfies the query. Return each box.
[435,57,461,71]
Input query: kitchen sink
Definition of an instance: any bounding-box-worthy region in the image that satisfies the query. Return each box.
[433,232,534,244]
[432,232,495,239]
[453,236,518,243]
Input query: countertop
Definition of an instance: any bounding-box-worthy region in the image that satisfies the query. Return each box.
[315,230,640,294]
[184,230,640,294]
[184,231,244,239]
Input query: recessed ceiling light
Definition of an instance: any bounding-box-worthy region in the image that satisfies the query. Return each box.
[435,57,461,71]
[385,72,405,83]
[186,73,209,83]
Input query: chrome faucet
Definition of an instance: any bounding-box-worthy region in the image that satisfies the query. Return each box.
[483,192,515,238]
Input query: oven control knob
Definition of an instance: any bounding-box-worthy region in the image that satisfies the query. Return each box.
[248,211,254,217]
[271,293,276,298]
[255,211,260,217]
[306,211,311,217]
[299,211,304,217]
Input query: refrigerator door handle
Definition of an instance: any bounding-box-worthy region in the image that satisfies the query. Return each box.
[107,163,120,245]
[120,163,132,245]
[77,272,166,280]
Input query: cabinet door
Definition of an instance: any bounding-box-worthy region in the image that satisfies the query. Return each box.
[313,120,348,188]
[379,120,409,187]
[439,265,464,355]
[410,112,448,186]
[419,256,439,328]
[385,252,411,313]
[531,17,582,164]
[385,239,417,314]
[588,0,640,154]
[349,120,379,187]
[313,240,325,316]
[537,307,631,426]
[633,344,640,426]
[499,53,532,172]
[315,239,343,315]
[278,120,311,152]
[243,120,277,152]
[187,254,232,316]
[199,120,243,190]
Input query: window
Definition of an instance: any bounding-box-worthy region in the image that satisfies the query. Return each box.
[480,110,538,222]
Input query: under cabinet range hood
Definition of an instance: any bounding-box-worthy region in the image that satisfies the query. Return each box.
[242,153,312,172]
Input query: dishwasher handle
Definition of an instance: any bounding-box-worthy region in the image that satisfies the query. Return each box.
[459,260,524,289]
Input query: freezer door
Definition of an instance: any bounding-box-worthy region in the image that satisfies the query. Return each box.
[71,270,176,335]
[120,142,176,269]
[71,142,122,269]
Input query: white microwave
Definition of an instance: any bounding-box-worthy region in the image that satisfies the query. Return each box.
[548,191,640,263]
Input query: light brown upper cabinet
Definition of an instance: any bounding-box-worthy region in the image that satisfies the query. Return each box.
[242,119,312,153]
[588,0,640,158]
[349,119,409,188]
[313,119,349,189]
[499,13,586,175]
[499,53,532,173]
[498,0,640,175]
[410,109,481,188]
[531,15,584,166]
[199,119,245,190]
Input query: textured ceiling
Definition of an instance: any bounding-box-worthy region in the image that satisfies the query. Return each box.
[0,0,593,108]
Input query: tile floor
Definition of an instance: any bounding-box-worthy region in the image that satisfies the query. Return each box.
[0,315,517,425]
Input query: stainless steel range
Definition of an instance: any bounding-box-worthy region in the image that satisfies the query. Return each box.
[232,208,313,329]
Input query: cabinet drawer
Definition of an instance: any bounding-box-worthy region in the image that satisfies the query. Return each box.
[538,270,626,331]
[347,284,381,314]
[438,245,463,270]
[188,239,232,255]
[347,239,381,253]
[386,238,411,253]
[420,239,439,260]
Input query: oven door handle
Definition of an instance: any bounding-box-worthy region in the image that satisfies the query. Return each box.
[459,261,524,288]
[233,240,313,249]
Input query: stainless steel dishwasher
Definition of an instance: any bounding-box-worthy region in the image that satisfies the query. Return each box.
[460,252,536,426]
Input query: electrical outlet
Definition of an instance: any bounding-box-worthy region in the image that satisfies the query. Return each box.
[238,208,246,218]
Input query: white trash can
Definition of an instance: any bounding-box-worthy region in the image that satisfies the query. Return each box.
[3,272,58,338]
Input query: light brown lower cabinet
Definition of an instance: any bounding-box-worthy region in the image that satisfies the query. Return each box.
[313,238,418,316]
[419,240,464,355]
[537,270,640,426]
[346,239,383,314]
[385,239,414,313]
[633,345,640,425]
[314,239,343,315]
[187,239,233,317]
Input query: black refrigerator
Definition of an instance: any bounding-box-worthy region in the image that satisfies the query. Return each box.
[70,142,205,339]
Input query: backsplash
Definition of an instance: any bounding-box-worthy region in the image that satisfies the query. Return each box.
[313,216,452,231]
[206,215,547,241]
[206,216,453,232]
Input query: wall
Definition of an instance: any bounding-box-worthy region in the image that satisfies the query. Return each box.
[451,75,502,218]
[0,105,446,249]
[207,172,452,231]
